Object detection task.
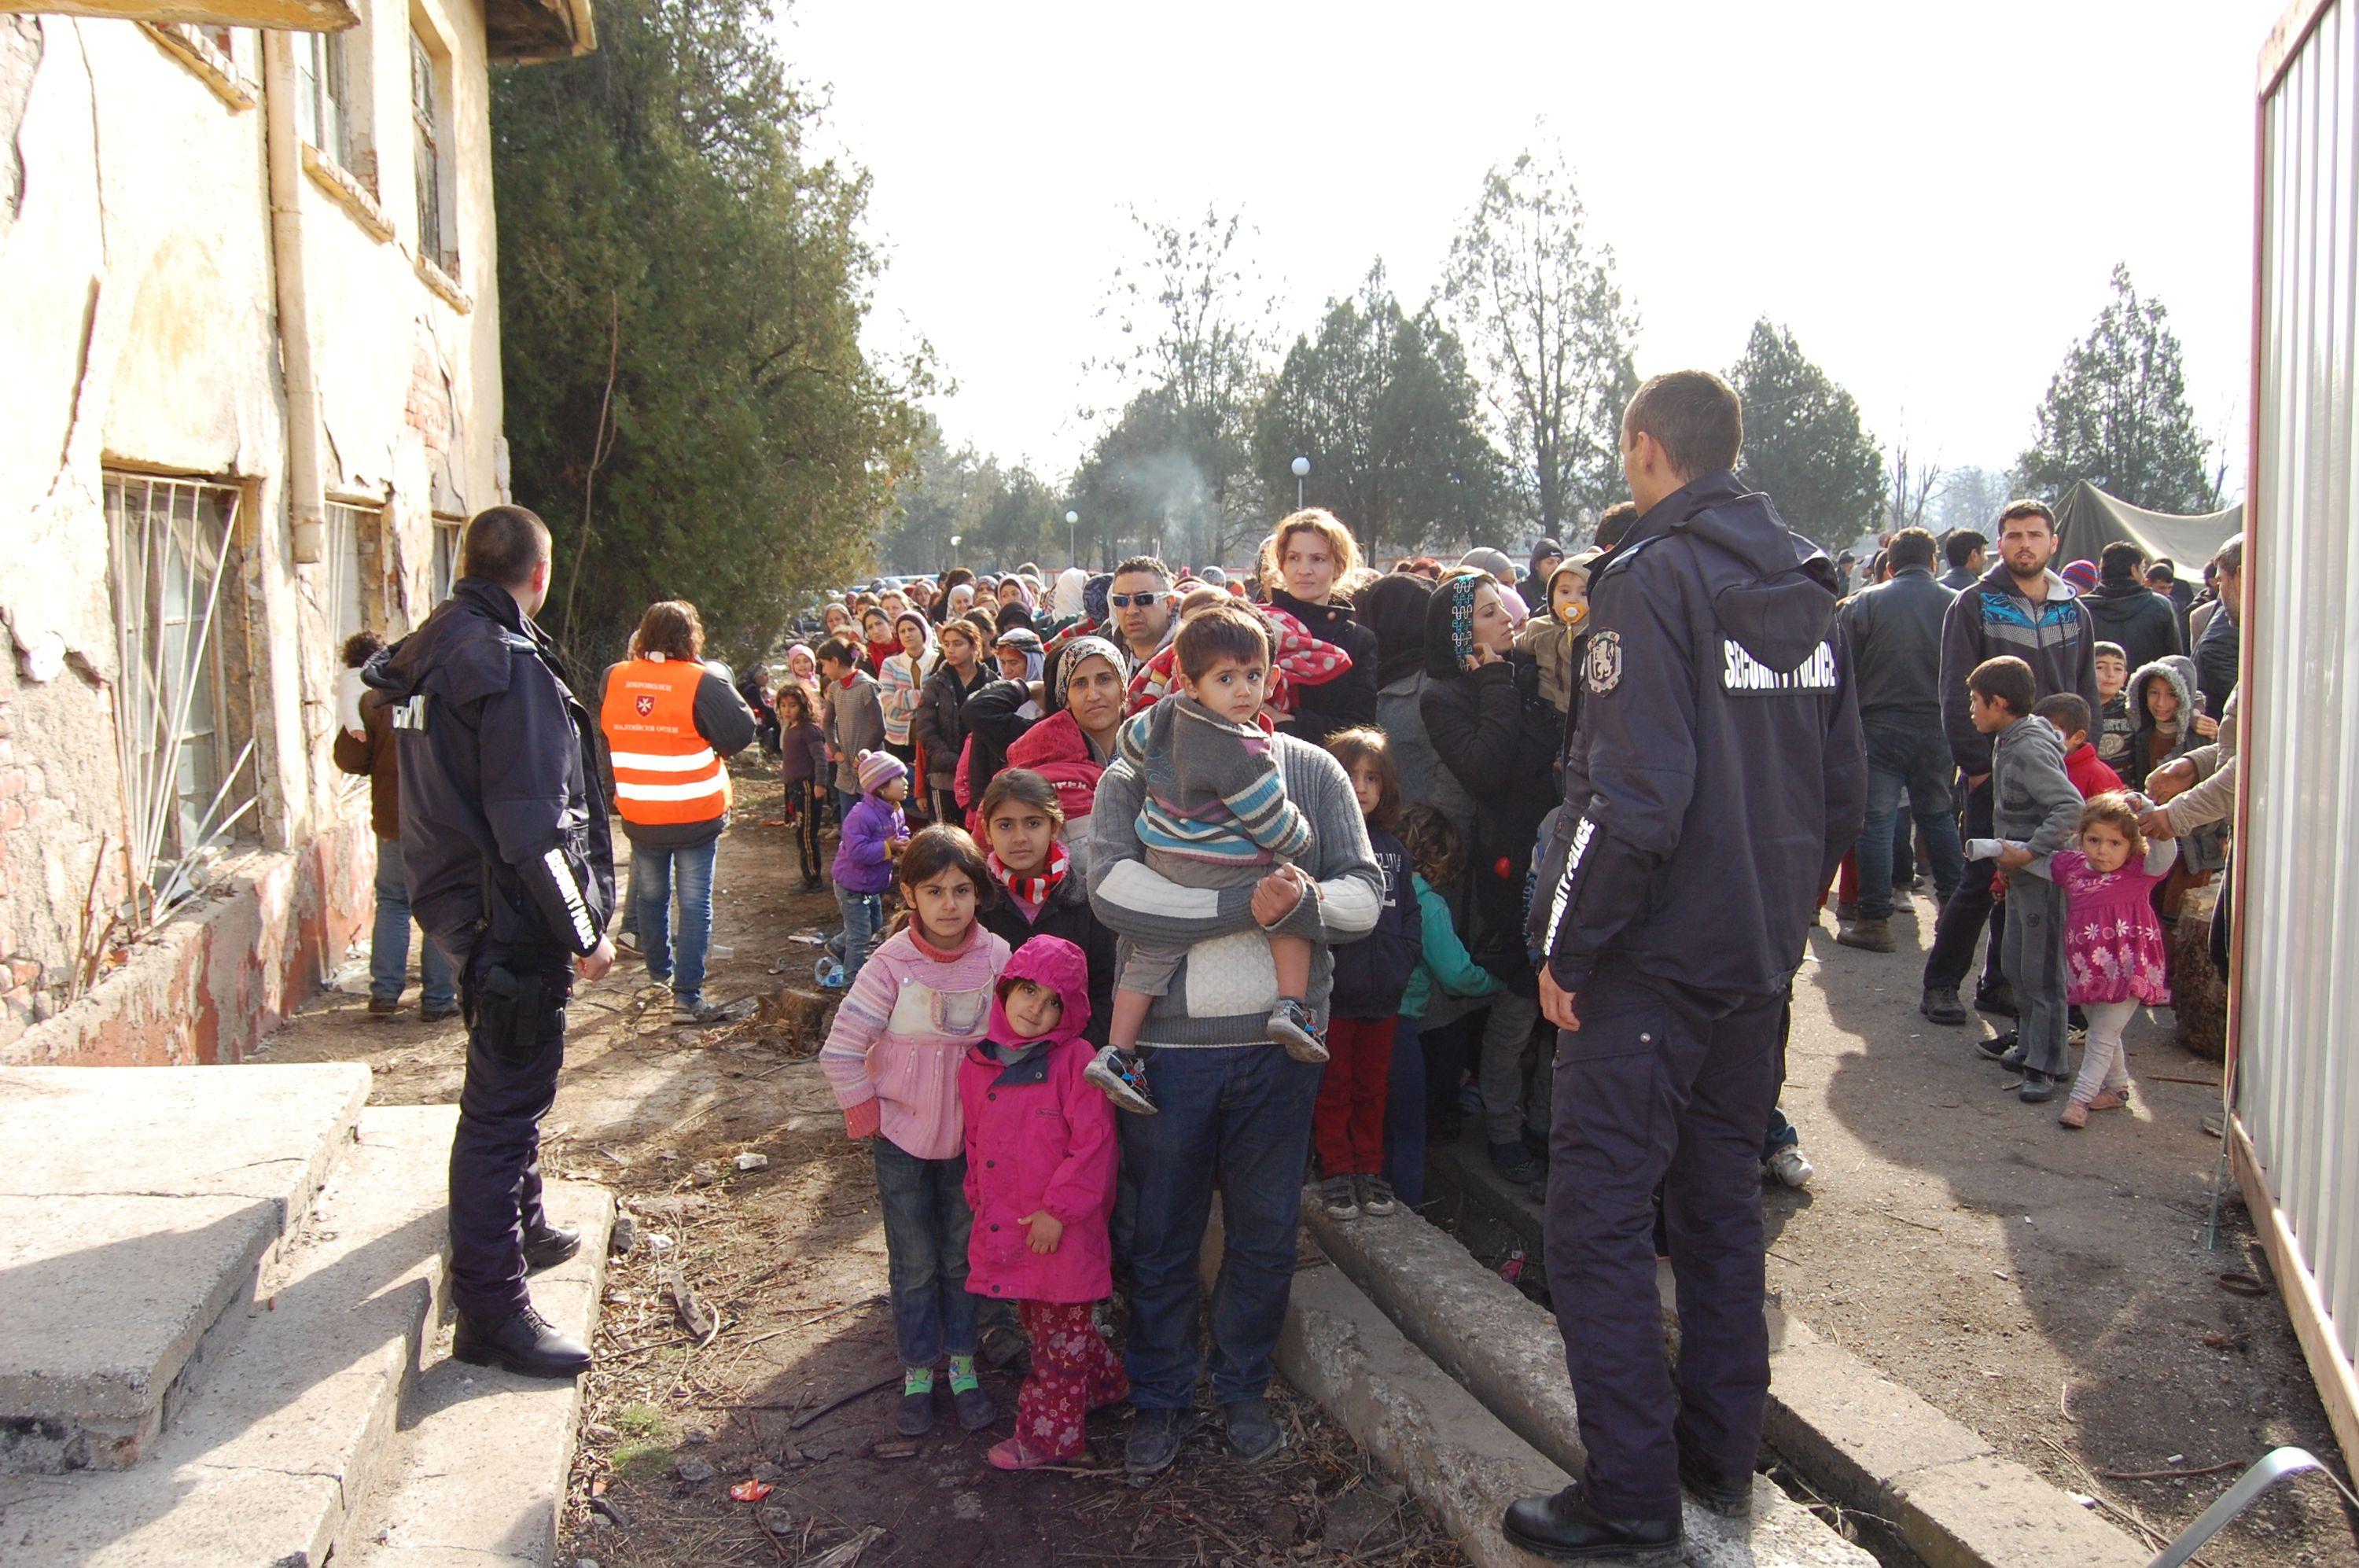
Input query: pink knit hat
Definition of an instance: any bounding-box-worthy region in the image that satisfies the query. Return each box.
[856,749,907,794]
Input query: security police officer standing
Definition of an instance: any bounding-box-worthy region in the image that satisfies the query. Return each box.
[366,506,618,1378]
[1511,373,1864,1560]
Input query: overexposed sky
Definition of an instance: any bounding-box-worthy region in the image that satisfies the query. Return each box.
[783,0,2284,491]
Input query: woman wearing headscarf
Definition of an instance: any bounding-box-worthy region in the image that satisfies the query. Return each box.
[1260,509,1379,748]
[1419,569,1562,1188]
[1359,573,1475,837]
[913,617,993,826]
[964,635,1128,868]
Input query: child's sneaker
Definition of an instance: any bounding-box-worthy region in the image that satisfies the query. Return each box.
[1355,1174,1398,1216]
[1268,999,1327,1063]
[2058,1098,2091,1129]
[1085,1045,1158,1115]
[1318,1175,1359,1220]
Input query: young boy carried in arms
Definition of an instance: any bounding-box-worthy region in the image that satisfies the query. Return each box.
[1087,600,1322,1117]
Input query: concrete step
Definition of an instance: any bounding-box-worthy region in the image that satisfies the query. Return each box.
[0,1104,455,1566]
[1301,1200,1875,1567]
[1424,1129,2147,1568]
[341,1181,613,1567]
[0,1062,372,1472]
[1202,1207,1570,1568]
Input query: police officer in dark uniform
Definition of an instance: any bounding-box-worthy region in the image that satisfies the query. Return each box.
[366,506,618,1378]
[1509,372,1865,1560]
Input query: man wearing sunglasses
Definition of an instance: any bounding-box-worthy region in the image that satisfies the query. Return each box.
[1108,555,1178,668]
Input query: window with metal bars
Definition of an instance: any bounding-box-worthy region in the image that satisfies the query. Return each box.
[103,473,258,902]
[293,29,352,171]
[410,28,452,274]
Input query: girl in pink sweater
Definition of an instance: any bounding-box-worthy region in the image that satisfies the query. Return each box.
[959,934,1124,1469]
[819,826,1010,1437]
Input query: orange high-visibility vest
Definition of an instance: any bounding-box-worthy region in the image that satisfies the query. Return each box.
[601,654,731,826]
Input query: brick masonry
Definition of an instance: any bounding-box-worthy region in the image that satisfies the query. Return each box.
[0,821,372,1067]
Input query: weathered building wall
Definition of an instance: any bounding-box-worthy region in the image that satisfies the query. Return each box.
[0,0,507,1058]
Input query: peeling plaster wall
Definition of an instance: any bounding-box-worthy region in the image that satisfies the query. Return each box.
[0,1,507,1057]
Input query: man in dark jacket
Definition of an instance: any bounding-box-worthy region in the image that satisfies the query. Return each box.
[2148,559,2197,647]
[2192,536,2243,719]
[333,658,459,1021]
[1520,537,1565,610]
[1938,529,1987,591]
[1919,499,2102,1028]
[1509,372,1864,1562]
[2081,541,2184,673]
[1834,528,1961,950]
[364,506,616,1380]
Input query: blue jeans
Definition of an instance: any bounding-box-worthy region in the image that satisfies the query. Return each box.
[1857,725,1966,922]
[372,836,455,1009]
[1383,1017,1427,1207]
[630,837,718,999]
[871,1136,978,1366]
[834,886,884,988]
[1121,1043,1323,1410]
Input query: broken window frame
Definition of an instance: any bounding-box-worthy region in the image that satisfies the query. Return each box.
[103,473,259,926]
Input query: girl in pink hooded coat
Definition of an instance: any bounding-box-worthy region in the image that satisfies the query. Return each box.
[959,934,1126,1469]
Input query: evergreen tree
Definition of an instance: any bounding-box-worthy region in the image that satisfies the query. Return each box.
[1728,320,1886,548]
[492,0,926,666]
[2017,264,2219,513]
[1251,263,1503,554]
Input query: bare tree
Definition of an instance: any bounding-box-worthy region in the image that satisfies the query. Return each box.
[1441,142,1638,537]
[1886,436,1943,536]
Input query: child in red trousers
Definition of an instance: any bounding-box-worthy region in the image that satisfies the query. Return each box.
[959,935,1125,1468]
[1312,729,1423,1220]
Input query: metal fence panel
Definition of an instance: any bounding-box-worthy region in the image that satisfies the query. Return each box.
[2250,0,2359,1382]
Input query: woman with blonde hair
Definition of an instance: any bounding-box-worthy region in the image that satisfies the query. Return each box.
[1258,508,1378,746]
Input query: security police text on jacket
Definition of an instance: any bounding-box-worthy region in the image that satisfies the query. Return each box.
[1531,469,1867,1002]
[365,576,616,966]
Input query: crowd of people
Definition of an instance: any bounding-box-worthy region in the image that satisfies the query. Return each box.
[361,367,2246,1562]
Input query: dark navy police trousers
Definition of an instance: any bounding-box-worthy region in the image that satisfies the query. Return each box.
[1544,967,1782,1521]
[449,944,572,1318]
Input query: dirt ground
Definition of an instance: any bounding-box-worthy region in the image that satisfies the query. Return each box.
[259,767,2359,1566]
[264,771,1468,1568]
[1776,887,2359,1566]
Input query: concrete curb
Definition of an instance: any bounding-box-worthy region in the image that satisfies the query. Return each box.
[1199,1209,1566,1568]
[1426,1134,2149,1568]
[1304,1201,1874,1567]
[344,1180,615,1566]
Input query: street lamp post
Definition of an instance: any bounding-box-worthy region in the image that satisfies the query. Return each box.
[1291,455,1310,510]
[1065,510,1079,568]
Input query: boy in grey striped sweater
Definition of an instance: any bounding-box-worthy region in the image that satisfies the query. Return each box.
[1091,605,1321,1116]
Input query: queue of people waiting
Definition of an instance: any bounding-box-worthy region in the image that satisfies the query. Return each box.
[367,379,2243,1559]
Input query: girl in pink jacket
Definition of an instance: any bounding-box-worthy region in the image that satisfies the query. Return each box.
[819,826,1010,1438]
[958,935,1124,1469]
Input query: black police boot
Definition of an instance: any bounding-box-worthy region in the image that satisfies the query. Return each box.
[453,1305,592,1378]
[1503,1485,1681,1563]
[523,1221,582,1272]
[1678,1452,1754,1517]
